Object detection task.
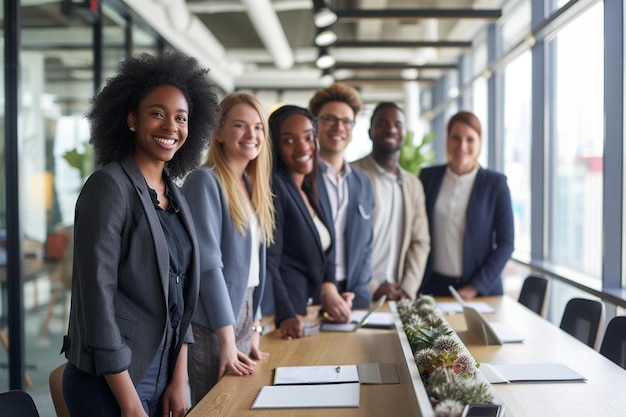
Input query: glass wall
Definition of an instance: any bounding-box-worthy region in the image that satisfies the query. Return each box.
[0,1,164,410]
[503,51,532,256]
[548,3,604,279]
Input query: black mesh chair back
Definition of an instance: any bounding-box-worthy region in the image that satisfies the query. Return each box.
[599,316,626,369]
[518,275,549,316]
[0,390,40,417]
[559,298,605,349]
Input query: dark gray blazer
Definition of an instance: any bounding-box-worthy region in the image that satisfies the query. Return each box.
[63,156,199,384]
[182,167,266,330]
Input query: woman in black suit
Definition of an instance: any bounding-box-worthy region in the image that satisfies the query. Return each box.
[418,110,514,299]
[61,52,219,417]
[265,105,353,339]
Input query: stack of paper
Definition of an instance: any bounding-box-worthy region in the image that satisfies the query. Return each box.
[251,383,360,409]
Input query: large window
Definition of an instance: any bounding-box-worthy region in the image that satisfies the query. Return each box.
[503,51,532,256]
[548,3,604,278]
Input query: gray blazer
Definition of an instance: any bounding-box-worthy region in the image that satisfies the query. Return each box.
[182,167,266,330]
[63,156,200,383]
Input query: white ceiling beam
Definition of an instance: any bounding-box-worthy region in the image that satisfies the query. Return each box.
[122,0,235,91]
[241,0,295,70]
[187,0,312,14]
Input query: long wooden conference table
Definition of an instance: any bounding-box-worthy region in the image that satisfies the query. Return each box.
[187,296,626,417]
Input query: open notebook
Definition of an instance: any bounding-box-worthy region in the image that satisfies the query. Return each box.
[449,286,524,345]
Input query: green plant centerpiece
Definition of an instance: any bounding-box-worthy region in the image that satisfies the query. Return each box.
[397,296,495,417]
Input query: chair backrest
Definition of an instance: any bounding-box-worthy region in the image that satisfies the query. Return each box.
[599,316,626,369]
[0,390,40,417]
[518,275,550,316]
[49,363,70,417]
[559,298,605,349]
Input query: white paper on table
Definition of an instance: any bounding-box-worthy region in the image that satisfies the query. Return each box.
[251,383,360,409]
[480,363,586,384]
[273,365,359,385]
[350,311,395,328]
[437,301,496,314]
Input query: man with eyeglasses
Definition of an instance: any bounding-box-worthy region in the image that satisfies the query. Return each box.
[308,83,375,309]
[352,102,430,302]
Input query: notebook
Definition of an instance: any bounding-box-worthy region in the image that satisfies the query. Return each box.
[320,295,387,332]
[449,286,524,345]
[479,363,586,383]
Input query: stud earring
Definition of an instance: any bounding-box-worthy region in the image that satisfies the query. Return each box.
[130,126,136,132]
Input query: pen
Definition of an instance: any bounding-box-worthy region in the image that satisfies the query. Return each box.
[336,366,341,373]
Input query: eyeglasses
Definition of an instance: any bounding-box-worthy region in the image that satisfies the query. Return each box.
[317,114,355,130]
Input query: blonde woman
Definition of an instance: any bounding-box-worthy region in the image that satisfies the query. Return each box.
[182,93,274,404]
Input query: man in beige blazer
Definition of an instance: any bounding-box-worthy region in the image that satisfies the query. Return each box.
[352,102,430,301]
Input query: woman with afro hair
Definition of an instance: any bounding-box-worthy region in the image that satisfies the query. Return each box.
[61,51,219,417]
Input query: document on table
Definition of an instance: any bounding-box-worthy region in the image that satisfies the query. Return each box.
[480,363,586,384]
[251,383,360,409]
[489,322,525,343]
[273,365,359,385]
[437,301,495,314]
[350,311,395,328]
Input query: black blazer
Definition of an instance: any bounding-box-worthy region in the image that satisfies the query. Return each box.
[419,165,514,295]
[63,156,199,383]
[317,166,374,308]
[264,170,335,325]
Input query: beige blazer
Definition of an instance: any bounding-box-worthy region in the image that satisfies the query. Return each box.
[352,155,430,299]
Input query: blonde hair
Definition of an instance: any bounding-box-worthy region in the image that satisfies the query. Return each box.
[205,93,275,244]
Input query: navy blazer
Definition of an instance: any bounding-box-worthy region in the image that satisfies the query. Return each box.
[63,156,199,383]
[419,165,514,296]
[264,170,335,325]
[316,165,374,308]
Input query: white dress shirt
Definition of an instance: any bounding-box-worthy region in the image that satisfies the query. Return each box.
[432,166,478,277]
[369,161,403,292]
[318,158,351,282]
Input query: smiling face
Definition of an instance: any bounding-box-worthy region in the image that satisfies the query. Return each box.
[276,113,317,179]
[128,85,189,168]
[216,102,264,168]
[447,120,482,175]
[316,101,355,159]
[369,106,405,155]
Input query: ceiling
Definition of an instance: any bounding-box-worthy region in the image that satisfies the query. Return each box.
[18,0,505,109]
[168,0,504,103]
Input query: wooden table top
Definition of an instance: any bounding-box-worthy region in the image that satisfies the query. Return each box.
[186,306,422,417]
[187,297,626,417]
[442,296,626,416]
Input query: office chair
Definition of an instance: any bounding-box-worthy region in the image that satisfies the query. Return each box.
[518,275,550,317]
[49,363,70,417]
[599,316,626,369]
[559,298,605,349]
[0,390,40,417]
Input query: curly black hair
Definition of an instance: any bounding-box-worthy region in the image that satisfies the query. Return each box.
[86,51,220,177]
